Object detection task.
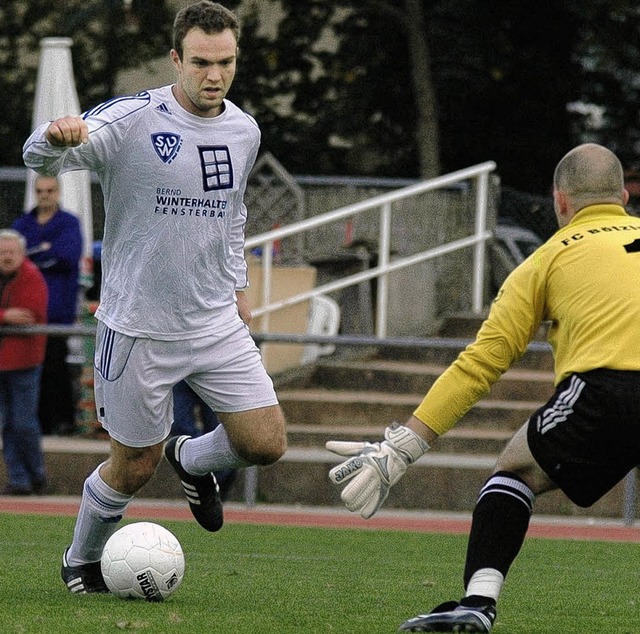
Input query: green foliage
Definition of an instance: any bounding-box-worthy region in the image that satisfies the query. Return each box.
[232,0,582,186]
[571,4,640,167]
[240,0,423,178]
[430,0,581,192]
[240,0,640,189]
[0,0,172,167]
[4,0,640,192]
[2,512,640,633]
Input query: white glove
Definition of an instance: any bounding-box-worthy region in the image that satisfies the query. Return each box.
[326,424,430,519]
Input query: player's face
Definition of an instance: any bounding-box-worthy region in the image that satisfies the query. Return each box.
[171,27,237,118]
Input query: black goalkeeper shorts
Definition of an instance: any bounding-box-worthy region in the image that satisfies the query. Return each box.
[527,368,640,508]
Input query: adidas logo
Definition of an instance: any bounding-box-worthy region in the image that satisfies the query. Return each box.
[181,480,202,505]
[155,102,171,114]
[67,577,86,593]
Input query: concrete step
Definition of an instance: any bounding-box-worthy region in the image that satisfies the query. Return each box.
[286,423,513,455]
[278,387,540,430]
[255,446,638,520]
[312,359,555,402]
[1,437,636,521]
[378,343,554,371]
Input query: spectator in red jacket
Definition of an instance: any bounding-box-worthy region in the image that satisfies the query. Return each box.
[0,229,49,495]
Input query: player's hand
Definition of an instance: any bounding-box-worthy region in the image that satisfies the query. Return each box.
[235,290,252,325]
[46,116,89,147]
[326,424,430,518]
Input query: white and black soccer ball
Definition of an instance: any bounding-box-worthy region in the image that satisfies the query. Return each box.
[101,522,185,602]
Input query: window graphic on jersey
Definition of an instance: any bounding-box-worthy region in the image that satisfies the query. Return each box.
[151,133,182,164]
[198,145,233,191]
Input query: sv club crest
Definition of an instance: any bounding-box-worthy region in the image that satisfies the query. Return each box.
[151,133,182,164]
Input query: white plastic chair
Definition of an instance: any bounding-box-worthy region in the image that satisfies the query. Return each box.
[301,294,341,365]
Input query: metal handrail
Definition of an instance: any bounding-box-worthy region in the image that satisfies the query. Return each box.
[245,161,497,337]
[0,323,552,353]
[2,324,637,525]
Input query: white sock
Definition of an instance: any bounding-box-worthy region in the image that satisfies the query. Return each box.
[66,464,133,565]
[181,425,250,476]
[465,568,504,602]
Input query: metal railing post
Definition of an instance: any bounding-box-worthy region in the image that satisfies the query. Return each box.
[471,171,490,314]
[623,469,637,525]
[376,201,392,338]
[258,239,274,366]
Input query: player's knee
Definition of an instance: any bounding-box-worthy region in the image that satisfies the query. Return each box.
[242,433,287,466]
[108,443,163,493]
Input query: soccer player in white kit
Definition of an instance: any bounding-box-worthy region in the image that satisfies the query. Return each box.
[23,1,287,594]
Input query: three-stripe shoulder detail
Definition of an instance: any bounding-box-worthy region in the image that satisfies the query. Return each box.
[84,91,152,121]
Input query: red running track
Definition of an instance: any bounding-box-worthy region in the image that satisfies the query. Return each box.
[2,496,640,543]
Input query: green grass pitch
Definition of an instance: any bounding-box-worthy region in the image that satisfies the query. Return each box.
[0,513,639,633]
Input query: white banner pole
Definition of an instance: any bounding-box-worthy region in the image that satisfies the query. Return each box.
[25,37,94,263]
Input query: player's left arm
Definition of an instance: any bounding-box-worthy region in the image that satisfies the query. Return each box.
[230,139,260,322]
[327,257,547,518]
[235,290,251,325]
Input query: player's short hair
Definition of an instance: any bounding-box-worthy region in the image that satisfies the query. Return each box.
[0,229,26,251]
[173,1,240,60]
[553,143,625,206]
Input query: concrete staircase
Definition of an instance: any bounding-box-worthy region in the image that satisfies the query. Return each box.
[3,315,638,521]
[257,316,639,520]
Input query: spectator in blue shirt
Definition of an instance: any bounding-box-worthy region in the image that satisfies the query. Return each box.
[13,175,83,435]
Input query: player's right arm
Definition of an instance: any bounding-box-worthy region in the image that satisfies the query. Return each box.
[45,115,89,147]
[24,92,150,176]
[23,116,98,176]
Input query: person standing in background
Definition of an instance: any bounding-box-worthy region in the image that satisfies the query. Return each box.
[0,230,49,495]
[13,175,83,435]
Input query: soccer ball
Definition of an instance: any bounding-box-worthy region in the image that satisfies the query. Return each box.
[101,522,185,602]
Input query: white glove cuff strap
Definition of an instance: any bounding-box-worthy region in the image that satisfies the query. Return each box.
[384,423,430,463]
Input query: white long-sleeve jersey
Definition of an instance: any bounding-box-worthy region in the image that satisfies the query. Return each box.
[23,85,260,340]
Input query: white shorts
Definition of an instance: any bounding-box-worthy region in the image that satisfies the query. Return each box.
[93,320,279,447]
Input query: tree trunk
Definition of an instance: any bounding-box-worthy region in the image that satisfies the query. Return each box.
[404,0,441,177]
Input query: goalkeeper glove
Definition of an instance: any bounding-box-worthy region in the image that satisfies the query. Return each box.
[326,423,430,519]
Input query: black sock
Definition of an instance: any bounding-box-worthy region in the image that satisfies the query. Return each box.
[463,471,534,589]
[460,595,496,608]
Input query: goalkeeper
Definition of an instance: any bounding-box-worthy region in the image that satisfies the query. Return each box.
[327,143,640,633]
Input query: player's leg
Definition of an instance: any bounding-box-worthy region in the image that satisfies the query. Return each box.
[63,325,174,593]
[62,439,164,593]
[400,369,634,632]
[221,404,287,465]
[400,423,554,632]
[164,403,287,531]
[180,404,287,473]
[164,325,286,528]
[100,438,165,494]
[462,423,556,601]
[172,321,287,472]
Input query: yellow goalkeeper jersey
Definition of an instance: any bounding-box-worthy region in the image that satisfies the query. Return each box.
[414,204,640,436]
